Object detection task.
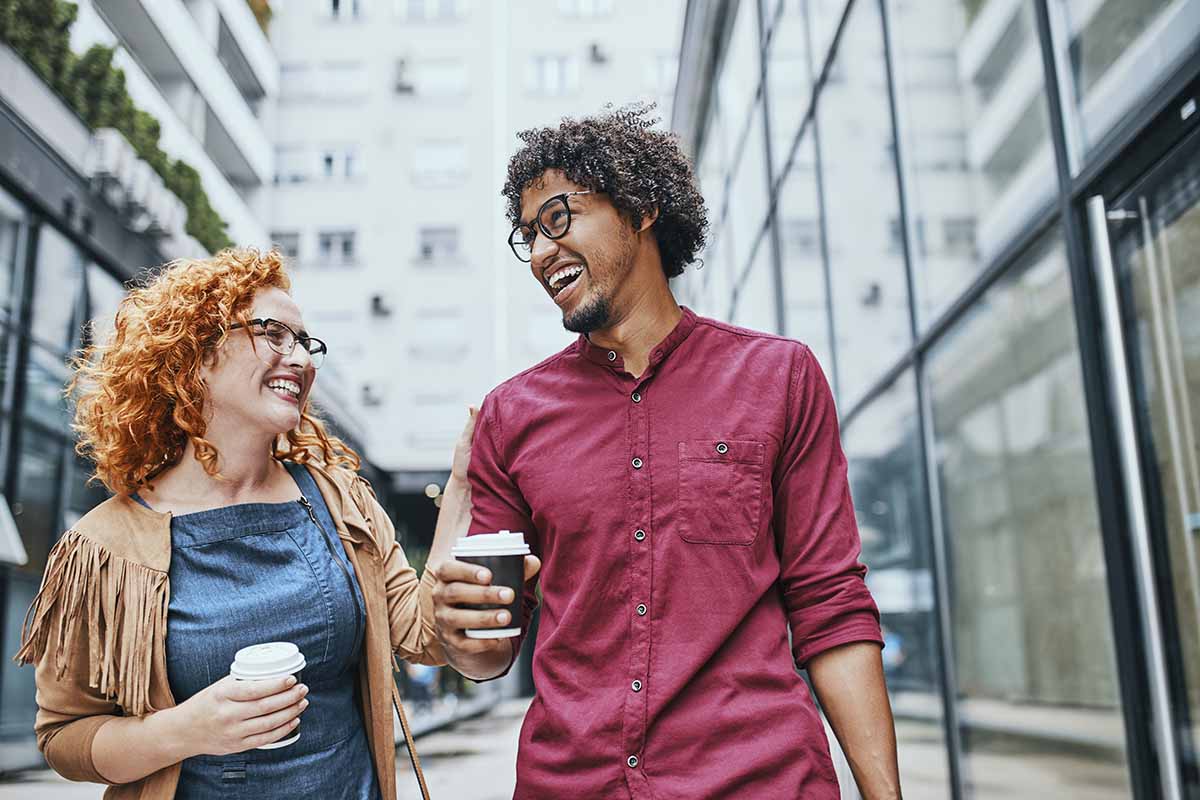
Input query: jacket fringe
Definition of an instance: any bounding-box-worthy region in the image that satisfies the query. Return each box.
[13,531,168,717]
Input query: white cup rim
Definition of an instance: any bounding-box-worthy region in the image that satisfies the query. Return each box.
[230,642,306,679]
[451,546,530,557]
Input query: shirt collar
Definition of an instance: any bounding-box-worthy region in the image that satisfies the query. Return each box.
[577,306,698,371]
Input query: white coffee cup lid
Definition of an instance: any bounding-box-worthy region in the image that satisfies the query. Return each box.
[230,642,306,679]
[451,530,530,557]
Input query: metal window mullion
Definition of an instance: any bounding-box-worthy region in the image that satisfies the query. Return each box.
[1033,1,1177,797]
[757,0,786,336]
[806,0,841,403]
[2,212,39,501]
[877,0,965,795]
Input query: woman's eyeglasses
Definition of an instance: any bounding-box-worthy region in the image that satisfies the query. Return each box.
[230,318,328,369]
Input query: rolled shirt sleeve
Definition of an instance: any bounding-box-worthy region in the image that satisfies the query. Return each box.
[773,346,883,668]
[465,393,540,677]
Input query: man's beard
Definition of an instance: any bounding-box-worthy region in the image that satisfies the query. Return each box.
[563,294,612,333]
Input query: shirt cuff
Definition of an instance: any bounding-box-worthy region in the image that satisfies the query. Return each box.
[794,619,885,669]
[469,637,519,683]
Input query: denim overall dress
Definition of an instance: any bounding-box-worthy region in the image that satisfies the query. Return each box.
[153,462,379,799]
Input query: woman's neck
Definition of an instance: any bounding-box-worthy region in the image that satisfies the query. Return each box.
[140,426,296,513]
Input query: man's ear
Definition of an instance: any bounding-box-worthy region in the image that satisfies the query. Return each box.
[635,207,660,234]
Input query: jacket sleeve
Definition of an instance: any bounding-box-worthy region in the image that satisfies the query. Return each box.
[13,530,167,785]
[31,630,120,784]
[353,478,448,666]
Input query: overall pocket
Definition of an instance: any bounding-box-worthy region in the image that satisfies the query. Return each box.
[677,439,765,545]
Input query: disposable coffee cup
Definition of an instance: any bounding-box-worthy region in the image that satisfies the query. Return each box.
[451,531,530,639]
[229,642,306,749]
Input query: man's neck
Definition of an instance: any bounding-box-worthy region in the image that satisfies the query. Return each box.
[588,285,682,379]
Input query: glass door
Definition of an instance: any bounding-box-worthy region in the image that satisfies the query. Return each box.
[1094,122,1200,799]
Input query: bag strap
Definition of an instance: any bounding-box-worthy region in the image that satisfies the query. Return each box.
[391,657,432,800]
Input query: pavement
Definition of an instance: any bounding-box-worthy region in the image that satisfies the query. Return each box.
[0,694,1134,798]
[0,697,530,800]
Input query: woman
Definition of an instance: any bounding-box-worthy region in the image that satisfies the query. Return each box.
[15,248,491,799]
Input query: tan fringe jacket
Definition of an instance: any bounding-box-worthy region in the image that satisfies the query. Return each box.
[14,459,446,800]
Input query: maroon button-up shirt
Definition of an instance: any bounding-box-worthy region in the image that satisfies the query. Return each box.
[468,307,882,799]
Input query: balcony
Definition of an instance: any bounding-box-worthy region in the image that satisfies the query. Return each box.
[93,0,275,190]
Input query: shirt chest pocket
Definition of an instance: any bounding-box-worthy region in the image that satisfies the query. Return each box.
[676,439,766,545]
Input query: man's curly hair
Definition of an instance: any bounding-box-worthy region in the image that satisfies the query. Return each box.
[71,247,360,496]
[502,103,708,279]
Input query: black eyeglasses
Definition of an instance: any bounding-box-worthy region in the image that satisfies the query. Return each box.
[508,190,595,262]
[230,318,328,369]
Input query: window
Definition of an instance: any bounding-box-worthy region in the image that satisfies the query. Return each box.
[280,63,313,101]
[321,62,369,100]
[525,55,580,95]
[844,373,951,796]
[412,142,467,185]
[558,0,614,16]
[31,224,85,354]
[274,145,309,184]
[943,217,977,257]
[417,226,460,262]
[927,230,1133,795]
[396,0,463,20]
[0,185,23,325]
[271,232,301,260]
[414,59,468,97]
[905,51,959,89]
[319,146,360,180]
[317,230,357,267]
[781,218,820,257]
[913,132,968,173]
[888,216,926,256]
[645,54,678,94]
[327,0,363,19]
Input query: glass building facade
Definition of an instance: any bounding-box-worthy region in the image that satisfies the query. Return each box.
[0,185,126,765]
[672,0,1200,798]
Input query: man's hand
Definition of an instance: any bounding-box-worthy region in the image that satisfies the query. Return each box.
[431,556,541,680]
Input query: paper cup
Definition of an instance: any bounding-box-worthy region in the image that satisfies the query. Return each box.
[451,531,530,639]
[230,642,306,749]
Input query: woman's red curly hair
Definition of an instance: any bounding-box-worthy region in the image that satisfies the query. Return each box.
[71,247,360,496]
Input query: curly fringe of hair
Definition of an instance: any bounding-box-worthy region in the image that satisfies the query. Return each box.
[502,102,708,279]
[71,247,360,497]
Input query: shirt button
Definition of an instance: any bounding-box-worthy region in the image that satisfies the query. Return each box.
[607,350,617,361]
[632,391,641,403]
[636,603,647,616]
[634,529,646,541]
[632,457,643,469]
[632,679,643,692]
[715,442,729,454]
[627,755,639,768]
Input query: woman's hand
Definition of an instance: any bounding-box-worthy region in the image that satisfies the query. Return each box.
[450,406,478,483]
[172,674,309,757]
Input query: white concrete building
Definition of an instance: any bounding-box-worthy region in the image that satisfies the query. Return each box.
[268,0,685,480]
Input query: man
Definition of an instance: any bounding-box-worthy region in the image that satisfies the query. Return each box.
[431,105,901,799]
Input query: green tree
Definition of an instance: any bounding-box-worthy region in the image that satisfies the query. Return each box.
[1,0,76,89]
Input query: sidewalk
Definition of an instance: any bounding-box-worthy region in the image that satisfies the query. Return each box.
[0,698,531,800]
